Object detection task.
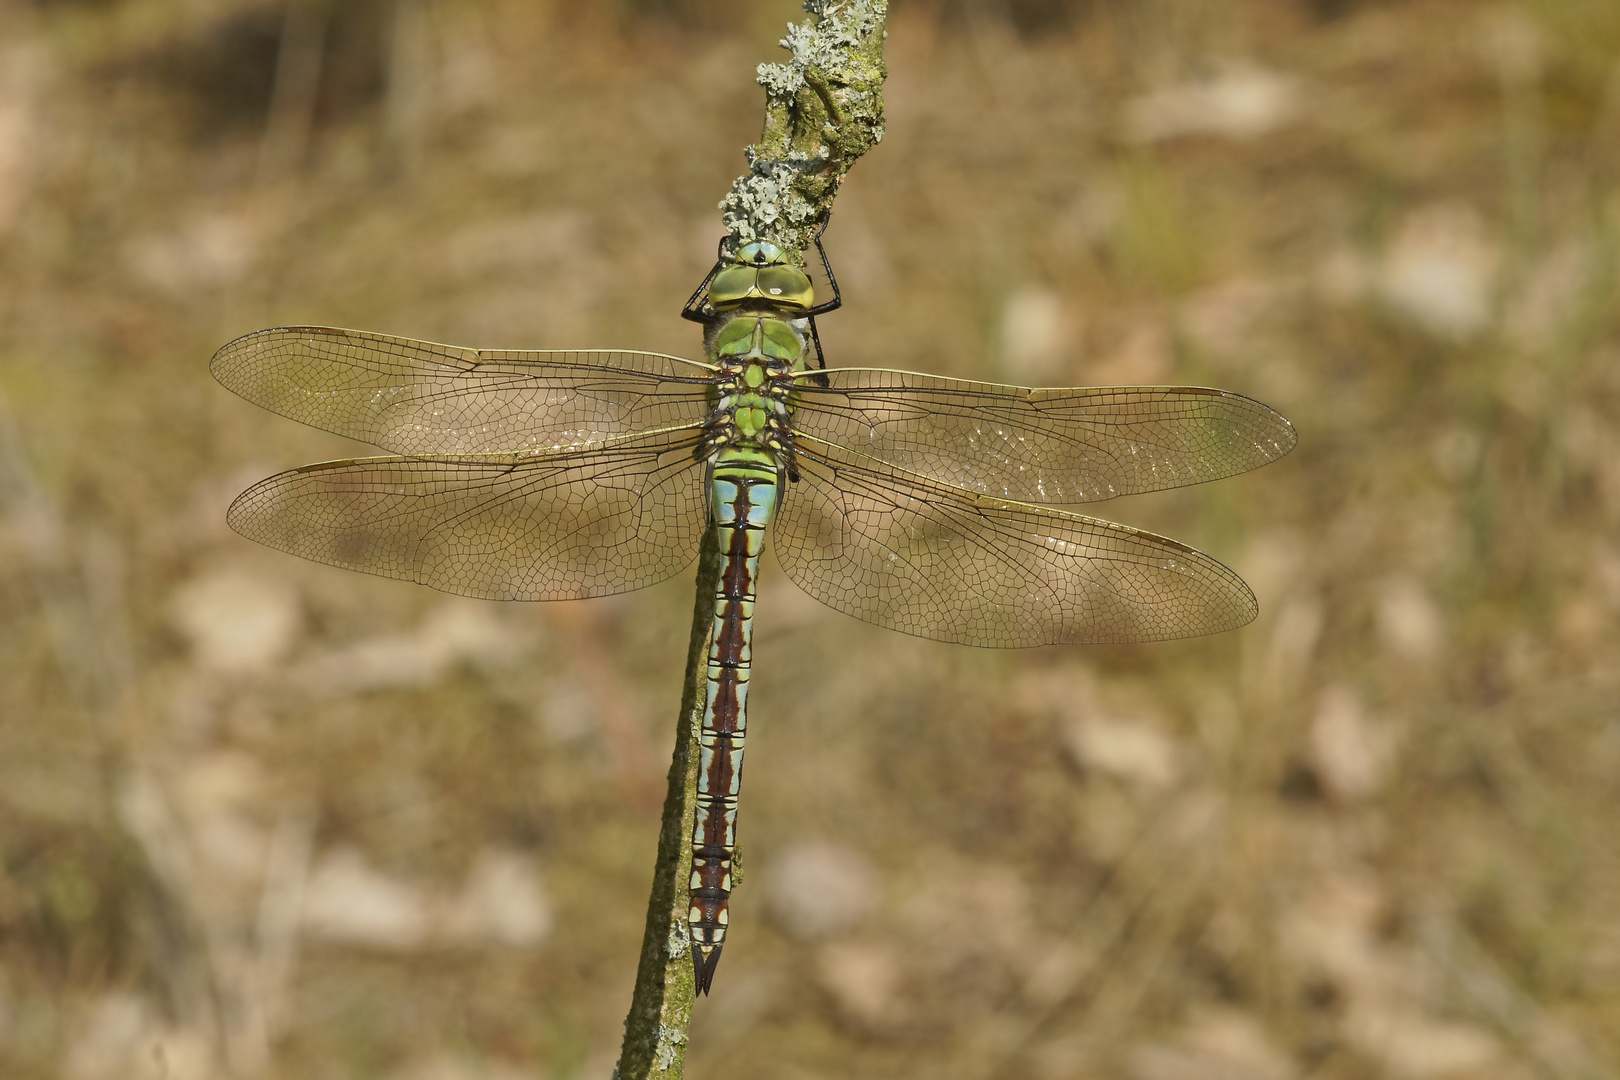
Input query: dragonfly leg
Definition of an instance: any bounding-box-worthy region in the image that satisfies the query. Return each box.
[805,316,831,380]
[805,212,842,318]
[681,255,724,324]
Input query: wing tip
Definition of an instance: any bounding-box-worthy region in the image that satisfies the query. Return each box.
[1227,576,1262,632]
[1273,411,1301,456]
[222,488,253,539]
[210,325,347,384]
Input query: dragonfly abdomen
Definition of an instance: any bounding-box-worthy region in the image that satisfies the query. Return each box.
[689,448,778,994]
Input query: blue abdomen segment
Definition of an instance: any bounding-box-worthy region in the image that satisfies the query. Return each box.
[688,453,779,993]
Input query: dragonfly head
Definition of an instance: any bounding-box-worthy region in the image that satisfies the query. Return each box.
[709,241,814,313]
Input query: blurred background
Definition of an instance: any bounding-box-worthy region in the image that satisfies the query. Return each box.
[1,0,1618,1077]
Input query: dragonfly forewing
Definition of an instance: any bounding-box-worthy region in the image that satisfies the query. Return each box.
[226,429,709,601]
[790,369,1296,504]
[775,435,1258,647]
[211,326,716,456]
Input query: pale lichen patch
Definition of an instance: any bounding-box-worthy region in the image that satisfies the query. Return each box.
[719,0,888,262]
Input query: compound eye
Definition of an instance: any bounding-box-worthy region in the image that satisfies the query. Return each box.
[708,266,758,310]
[755,266,813,311]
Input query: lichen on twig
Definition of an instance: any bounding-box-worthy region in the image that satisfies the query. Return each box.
[718,0,888,262]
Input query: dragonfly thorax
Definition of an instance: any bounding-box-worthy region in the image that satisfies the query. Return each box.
[709,312,808,367]
[697,312,808,478]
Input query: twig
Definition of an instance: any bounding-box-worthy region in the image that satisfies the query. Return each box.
[613,5,887,1077]
[612,523,717,1080]
[718,0,888,262]
[256,0,330,185]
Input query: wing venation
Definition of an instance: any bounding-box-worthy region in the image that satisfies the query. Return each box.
[226,430,708,601]
[211,326,714,455]
[790,368,1296,503]
[772,436,1257,647]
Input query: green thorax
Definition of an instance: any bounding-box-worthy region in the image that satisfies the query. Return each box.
[701,242,816,470]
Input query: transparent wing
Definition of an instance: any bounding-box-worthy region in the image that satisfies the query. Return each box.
[211,326,716,455]
[772,436,1257,647]
[790,369,1296,504]
[226,429,708,601]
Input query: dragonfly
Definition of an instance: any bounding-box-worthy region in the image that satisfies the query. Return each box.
[211,229,1295,993]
